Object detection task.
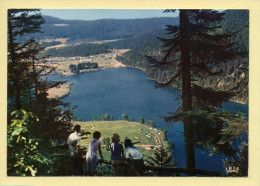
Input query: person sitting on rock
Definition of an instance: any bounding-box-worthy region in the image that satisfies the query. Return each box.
[124,139,144,176]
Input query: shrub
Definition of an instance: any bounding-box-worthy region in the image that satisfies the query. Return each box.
[122,114,129,121]
[7,110,54,176]
[139,117,145,124]
[103,113,110,121]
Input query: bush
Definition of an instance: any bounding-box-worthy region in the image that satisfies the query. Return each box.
[7,110,54,176]
[103,113,110,121]
[160,128,168,140]
[122,114,129,121]
[102,137,111,151]
[145,120,156,128]
[139,117,145,124]
[97,164,115,176]
[167,140,175,151]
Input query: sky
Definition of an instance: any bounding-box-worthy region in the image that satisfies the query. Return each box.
[40,9,179,20]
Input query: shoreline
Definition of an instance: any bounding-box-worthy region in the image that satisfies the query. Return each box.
[123,66,249,105]
[45,49,128,77]
[47,82,72,99]
[45,49,129,97]
[49,65,248,105]
[46,53,248,105]
[53,58,127,77]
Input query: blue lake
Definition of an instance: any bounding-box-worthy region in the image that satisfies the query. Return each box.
[50,67,248,175]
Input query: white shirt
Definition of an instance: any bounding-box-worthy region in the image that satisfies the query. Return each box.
[67,132,81,156]
[125,146,143,160]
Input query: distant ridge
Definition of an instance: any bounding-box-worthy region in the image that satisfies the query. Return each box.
[33,15,179,42]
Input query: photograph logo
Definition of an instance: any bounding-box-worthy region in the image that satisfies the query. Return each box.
[225,166,239,174]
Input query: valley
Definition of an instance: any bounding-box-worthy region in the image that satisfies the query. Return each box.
[7,9,249,177]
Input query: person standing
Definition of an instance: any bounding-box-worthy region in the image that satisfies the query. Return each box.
[68,125,82,156]
[86,131,103,176]
[110,133,125,176]
[67,125,84,175]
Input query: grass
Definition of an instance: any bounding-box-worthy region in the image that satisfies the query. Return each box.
[73,120,167,160]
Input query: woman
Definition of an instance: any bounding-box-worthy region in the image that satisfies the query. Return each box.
[86,131,103,176]
[110,133,125,176]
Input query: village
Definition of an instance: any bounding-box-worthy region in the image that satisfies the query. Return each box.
[44,51,117,64]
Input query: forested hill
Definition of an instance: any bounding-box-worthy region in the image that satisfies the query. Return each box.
[33,16,178,42]
[109,10,249,51]
[37,10,248,103]
[115,10,249,104]
[221,10,249,52]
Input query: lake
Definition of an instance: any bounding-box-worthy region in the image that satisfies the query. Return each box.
[50,67,248,175]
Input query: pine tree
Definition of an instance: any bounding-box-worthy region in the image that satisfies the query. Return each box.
[148,146,173,166]
[147,9,247,172]
[7,9,75,175]
[122,114,129,121]
[8,9,45,110]
[8,9,74,142]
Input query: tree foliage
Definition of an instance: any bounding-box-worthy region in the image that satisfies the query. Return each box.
[43,43,112,57]
[69,62,98,73]
[223,142,248,177]
[146,9,248,171]
[138,117,145,124]
[103,113,110,121]
[122,114,129,121]
[29,16,178,42]
[7,110,55,176]
[116,10,249,104]
[145,120,156,128]
[148,145,173,167]
[102,137,111,151]
[7,9,75,176]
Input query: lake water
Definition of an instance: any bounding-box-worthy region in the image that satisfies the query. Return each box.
[50,67,248,175]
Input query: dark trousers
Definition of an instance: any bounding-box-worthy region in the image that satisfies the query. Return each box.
[71,156,84,176]
[126,159,144,176]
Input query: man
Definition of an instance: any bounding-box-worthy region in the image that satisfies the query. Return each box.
[68,125,82,156]
[67,125,84,175]
[124,139,144,176]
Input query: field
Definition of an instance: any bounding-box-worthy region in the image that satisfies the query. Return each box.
[40,38,69,44]
[47,82,72,98]
[43,49,129,76]
[73,120,167,160]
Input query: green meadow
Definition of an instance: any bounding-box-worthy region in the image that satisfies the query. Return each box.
[73,120,167,160]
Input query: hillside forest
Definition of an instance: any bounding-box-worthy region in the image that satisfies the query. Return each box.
[7,9,248,177]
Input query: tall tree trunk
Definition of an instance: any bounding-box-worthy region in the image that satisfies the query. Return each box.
[32,55,38,106]
[180,10,196,173]
[8,14,21,110]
